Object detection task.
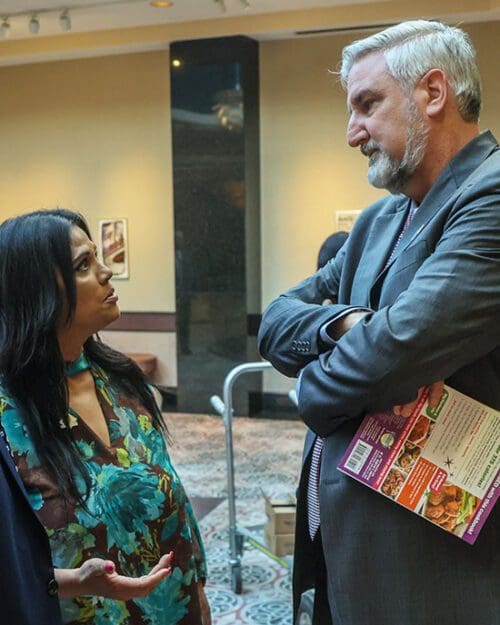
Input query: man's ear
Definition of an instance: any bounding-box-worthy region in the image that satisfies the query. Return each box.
[417,68,448,118]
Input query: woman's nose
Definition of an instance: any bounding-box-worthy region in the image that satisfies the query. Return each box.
[99,262,113,283]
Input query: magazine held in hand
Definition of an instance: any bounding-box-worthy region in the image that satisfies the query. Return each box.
[338,385,499,544]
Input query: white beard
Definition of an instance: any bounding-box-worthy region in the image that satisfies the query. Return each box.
[365,100,429,194]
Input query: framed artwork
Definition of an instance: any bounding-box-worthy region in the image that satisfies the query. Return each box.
[335,210,362,233]
[98,218,129,279]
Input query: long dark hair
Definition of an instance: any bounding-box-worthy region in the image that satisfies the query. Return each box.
[0,208,165,505]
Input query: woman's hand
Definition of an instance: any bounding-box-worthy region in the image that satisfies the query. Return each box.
[55,552,173,600]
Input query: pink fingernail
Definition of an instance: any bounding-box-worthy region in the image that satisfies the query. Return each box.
[104,562,115,573]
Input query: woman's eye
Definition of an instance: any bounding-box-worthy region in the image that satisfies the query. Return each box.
[76,258,90,271]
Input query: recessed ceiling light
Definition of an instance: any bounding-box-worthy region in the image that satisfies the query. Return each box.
[150,1,174,7]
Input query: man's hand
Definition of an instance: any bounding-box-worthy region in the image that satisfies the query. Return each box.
[55,552,173,600]
[393,381,444,417]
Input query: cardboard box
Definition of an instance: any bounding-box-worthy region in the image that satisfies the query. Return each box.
[261,487,296,509]
[262,487,297,535]
[264,523,295,556]
[266,505,296,534]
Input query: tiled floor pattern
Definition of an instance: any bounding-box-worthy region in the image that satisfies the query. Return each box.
[165,413,306,625]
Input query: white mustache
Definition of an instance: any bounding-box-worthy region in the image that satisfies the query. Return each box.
[360,141,381,157]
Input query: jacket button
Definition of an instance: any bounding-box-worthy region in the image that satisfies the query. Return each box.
[47,578,59,596]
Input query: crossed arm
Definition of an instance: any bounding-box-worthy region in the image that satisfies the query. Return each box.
[259,196,500,436]
[324,305,444,418]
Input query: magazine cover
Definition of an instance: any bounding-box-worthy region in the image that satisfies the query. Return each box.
[338,385,499,544]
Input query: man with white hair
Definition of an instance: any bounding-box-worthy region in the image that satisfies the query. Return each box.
[259,20,499,625]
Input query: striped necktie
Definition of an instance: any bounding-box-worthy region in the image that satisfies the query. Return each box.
[306,202,417,540]
[306,435,324,539]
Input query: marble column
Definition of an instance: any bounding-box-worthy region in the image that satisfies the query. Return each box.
[170,36,261,414]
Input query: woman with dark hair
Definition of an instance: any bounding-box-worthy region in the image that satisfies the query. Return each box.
[0,209,210,625]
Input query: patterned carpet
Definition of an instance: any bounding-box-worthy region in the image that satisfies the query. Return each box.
[164,413,306,625]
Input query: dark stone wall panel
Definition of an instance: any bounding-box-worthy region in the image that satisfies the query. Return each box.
[171,36,261,414]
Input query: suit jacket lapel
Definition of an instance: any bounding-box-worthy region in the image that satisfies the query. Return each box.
[0,435,34,508]
[383,169,457,271]
[303,428,317,461]
[367,176,456,308]
[350,203,409,307]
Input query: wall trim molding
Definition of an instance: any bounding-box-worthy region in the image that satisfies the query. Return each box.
[106,311,262,334]
[107,312,176,332]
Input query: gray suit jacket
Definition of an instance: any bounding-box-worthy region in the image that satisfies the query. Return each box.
[259,131,500,625]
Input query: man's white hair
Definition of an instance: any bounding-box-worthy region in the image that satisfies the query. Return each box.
[340,20,482,122]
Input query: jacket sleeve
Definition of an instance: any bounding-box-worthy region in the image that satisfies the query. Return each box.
[298,192,500,436]
[258,245,369,378]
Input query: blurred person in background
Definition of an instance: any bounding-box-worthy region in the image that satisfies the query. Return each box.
[317,231,349,270]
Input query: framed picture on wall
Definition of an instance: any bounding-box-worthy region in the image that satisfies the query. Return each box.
[98,218,129,279]
[335,210,362,233]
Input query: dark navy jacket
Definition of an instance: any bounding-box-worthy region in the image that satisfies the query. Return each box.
[0,435,62,625]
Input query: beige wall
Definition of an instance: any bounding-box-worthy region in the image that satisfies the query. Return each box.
[0,50,175,312]
[260,32,382,303]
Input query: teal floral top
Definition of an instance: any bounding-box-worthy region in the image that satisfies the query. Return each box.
[0,357,207,625]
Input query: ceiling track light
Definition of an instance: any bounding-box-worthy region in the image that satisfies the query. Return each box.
[29,14,40,35]
[0,18,10,38]
[0,1,152,38]
[59,10,71,32]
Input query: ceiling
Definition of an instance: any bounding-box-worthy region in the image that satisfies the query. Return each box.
[0,0,497,66]
[0,0,384,39]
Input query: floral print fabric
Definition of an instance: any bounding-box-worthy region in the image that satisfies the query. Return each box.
[0,360,206,625]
